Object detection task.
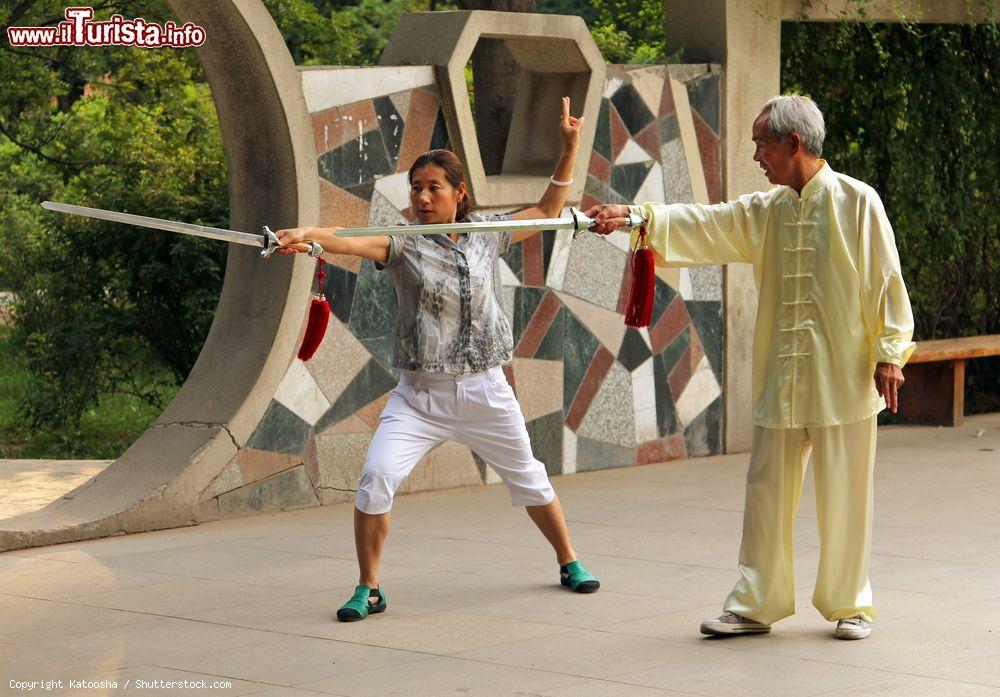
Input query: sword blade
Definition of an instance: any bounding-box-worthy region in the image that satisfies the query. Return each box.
[41,201,266,248]
[335,206,602,238]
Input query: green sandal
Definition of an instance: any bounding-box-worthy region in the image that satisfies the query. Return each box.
[337,585,386,622]
[560,560,600,593]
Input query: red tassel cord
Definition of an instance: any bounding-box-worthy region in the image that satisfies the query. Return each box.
[298,259,331,361]
[622,225,656,328]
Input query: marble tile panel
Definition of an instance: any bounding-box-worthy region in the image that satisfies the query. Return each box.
[521,232,545,286]
[561,308,599,412]
[311,106,345,156]
[319,413,372,437]
[303,433,319,487]
[659,75,676,117]
[636,434,687,465]
[396,87,441,171]
[615,138,651,166]
[498,257,521,288]
[659,325,691,378]
[314,431,371,491]
[274,358,331,425]
[525,410,564,476]
[323,263,357,324]
[338,98,379,135]
[602,76,623,98]
[649,295,689,354]
[660,136,695,204]
[502,285,515,320]
[592,99,612,161]
[388,89,412,125]
[374,95,403,168]
[430,107,450,150]
[318,178,369,229]
[564,345,615,432]
[618,327,652,372]
[577,360,636,449]
[202,455,243,499]
[655,265,681,288]
[544,229,574,291]
[511,286,545,346]
[562,425,577,474]
[670,76,709,204]
[689,265,722,301]
[588,149,610,183]
[561,232,628,312]
[689,329,705,369]
[348,259,398,340]
[533,305,564,361]
[317,129,392,190]
[694,111,722,202]
[306,316,371,406]
[611,83,655,136]
[323,252,361,274]
[360,336,396,374]
[373,171,411,213]
[612,161,654,201]
[557,291,626,357]
[217,465,318,517]
[346,180,375,202]
[576,437,635,472]
[238,447,301,485]
[684,395,722,456]
[514,291,561,358]
[583,171,629,207]
[430,441,481,490]
[356,392,391,430]
[502,242,523,283]
[675,354,721,429]
[314,358,397,433]
[677,267,694,299]
[632,359,658,444]
[652,348,679,438]
[687,299,724,382]
[686,72,720,135]
[633,161,665,204]
[512,358,563,423]
[658,113,680,144]
[651,277,677,325]
[627,66,666,117]
[635,121,661,162]
[367,190,407,230]
[609,103,629,160]
[542,226,556,279]
[668,346,694,404]
[245,400,312,457]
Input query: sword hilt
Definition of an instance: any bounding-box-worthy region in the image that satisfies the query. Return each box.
[260,225,280,259]
[569,207,642,239]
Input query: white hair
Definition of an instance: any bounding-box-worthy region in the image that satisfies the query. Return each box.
[762,94,826,157]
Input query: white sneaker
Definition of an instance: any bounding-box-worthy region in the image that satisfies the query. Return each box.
[700,611,771,636]
[835,615,872,640]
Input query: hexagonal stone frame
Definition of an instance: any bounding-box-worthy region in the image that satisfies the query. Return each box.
[381,11,606,208]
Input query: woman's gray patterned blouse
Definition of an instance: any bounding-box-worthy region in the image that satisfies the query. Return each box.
[378,212,515,374]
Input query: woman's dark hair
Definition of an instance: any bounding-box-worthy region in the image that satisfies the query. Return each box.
[407,149,470,221]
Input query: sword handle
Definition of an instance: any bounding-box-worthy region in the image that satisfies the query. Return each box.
[260,225,280,259]
[569,207,641,239]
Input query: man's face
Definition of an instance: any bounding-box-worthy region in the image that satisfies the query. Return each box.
[752,111,795,186]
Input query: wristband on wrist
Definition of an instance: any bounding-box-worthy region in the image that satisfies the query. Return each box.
[549,176,573,187]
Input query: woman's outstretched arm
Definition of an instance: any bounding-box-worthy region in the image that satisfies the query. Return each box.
[273,226,390,264]
[510,96,583,243]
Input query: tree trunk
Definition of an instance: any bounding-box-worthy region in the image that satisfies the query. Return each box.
[456,0,535,175]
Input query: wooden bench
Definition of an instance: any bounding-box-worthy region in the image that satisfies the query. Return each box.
[897,334,1000,426]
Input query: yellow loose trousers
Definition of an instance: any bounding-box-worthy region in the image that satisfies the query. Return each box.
[723,416,877,625]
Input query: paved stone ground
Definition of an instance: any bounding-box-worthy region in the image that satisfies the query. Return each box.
[0,459,111,520]
[1,415,998,696]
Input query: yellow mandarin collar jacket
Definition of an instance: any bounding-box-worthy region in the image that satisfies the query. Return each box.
[636,161,915,428]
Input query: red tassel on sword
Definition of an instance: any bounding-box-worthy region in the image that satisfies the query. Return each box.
[619,225,656,328]
[298,259,330,361]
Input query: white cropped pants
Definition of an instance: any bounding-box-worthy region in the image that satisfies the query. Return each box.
[724,416,878,625]
[355,366,556,515]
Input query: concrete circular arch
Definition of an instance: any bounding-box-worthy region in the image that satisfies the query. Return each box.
[0,0,317,550]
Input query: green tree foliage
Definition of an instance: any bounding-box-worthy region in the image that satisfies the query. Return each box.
[538,0,672,63]
[782,20,999,411]
[0,1,228,451]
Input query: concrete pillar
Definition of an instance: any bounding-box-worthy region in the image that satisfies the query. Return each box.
[664,0,781,453]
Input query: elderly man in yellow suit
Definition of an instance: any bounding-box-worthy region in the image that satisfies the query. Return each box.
[587,94,914,640]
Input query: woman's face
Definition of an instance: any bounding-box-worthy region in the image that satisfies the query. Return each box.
[409,164,466,224]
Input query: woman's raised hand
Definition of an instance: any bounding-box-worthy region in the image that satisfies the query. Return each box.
[559,96,584,153]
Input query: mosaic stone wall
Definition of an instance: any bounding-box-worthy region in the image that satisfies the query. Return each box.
[200,64,725,515]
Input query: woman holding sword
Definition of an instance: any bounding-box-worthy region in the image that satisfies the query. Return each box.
[275,97,601,621]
